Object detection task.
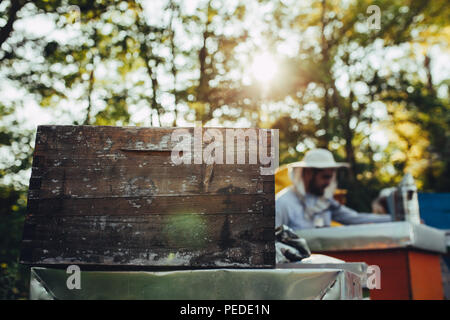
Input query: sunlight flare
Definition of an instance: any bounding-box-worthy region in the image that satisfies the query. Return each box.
[250,52,278,85]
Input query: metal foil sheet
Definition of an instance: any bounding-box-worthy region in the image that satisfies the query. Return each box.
[277,262,367,281]
[296,222,447,253]
[29,266,363,300]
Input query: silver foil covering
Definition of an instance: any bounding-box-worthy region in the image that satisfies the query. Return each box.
[296,222,447,253]
[29,266,363,300]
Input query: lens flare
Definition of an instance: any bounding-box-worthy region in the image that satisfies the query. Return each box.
[250,52,277,85]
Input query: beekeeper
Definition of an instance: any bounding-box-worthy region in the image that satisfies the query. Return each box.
[275,148,391,230]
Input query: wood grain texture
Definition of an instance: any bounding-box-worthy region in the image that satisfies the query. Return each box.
[21,125,276,268]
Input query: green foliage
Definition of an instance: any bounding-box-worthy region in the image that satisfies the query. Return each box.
[0,185,29,300]
[0,262,29,300]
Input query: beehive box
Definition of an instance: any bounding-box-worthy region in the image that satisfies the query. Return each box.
[20,125,276,268]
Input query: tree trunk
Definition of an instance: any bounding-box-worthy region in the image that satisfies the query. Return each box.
[169,1,178,127]
[346,92,357,179]
[83,68,94,125]
[424,53,435,96]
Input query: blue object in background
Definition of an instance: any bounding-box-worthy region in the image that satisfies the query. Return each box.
[418,193,450,229]
[419,193,450,283]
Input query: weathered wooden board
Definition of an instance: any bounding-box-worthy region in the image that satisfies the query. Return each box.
[21,125,276,268]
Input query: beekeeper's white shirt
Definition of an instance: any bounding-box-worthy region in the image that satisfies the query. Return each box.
[275,186,391,230]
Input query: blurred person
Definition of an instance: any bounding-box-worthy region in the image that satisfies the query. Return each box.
[276,149,391,230]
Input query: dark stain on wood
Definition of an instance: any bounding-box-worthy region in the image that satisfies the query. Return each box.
[219,215,234,250]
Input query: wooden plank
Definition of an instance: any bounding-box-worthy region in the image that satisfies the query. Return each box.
[22,214,274,248]
[32,156,273,171]
[34,125,273,156]
[27,194,274,216]
[30,165,273,198]
[21,126,276,268]
[20,243,275,267]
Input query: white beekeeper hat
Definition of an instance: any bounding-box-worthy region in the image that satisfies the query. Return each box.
[287,148,349,169]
